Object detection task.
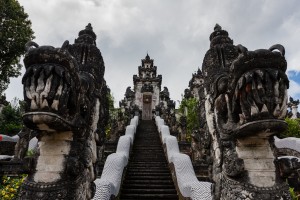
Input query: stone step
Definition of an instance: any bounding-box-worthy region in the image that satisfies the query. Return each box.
[129,158,168,164]
[125,170,170,174]
[126,170,170,174]
[130,159,167,162]
[121,188,177,194]
[130,157,166,160]
[126,172,171,176]
[124,175,172,180]
[120,193,178,199]
[123,179,175,185]
[130,154,165,156]
[127,162,168,166]
[122,184,175,189]
[132,148,163,151]
[120,120,178,200]
[126,166,169,170]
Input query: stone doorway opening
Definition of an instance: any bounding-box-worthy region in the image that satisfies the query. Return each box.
[142,94,152,120]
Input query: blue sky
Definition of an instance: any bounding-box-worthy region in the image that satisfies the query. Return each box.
[288,71,300,83]
[288,70,300,100]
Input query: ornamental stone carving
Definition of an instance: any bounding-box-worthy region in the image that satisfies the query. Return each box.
[201,24,291,199]
[19,24,107,199]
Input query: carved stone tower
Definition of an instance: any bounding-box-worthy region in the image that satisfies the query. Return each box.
[188,68,204,100]
[132,54,162,120]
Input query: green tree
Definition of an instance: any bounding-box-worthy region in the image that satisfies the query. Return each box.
[105,92,116,137]
[0,0,35,95]
[0,98,23,136]
[107,92,115,117]
[178,97,200,139]
[290,187,300,200]
[281,118,300,138]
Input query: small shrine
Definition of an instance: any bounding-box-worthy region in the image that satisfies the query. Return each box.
[121,54,165,120]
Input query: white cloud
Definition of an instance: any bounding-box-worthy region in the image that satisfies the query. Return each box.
[289,80,300,99]
[6,0,300,107]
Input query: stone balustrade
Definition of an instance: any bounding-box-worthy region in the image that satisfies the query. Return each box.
[155,115,212,200]
[93,116,139,200]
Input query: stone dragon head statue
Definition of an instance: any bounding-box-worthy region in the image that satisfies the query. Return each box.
[201,24,291,199]
[19,24,107,199]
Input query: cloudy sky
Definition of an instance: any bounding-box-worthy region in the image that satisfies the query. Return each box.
[6,0,300,107]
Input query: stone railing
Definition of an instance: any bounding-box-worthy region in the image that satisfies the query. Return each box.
[275,136,300,156]
[0,134,38,160]
[155,116,212,200]
[0,133,38,176]
[274,136,300,192]
[93,116,139,200]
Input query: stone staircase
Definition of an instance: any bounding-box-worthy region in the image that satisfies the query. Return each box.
[120,120,179,199]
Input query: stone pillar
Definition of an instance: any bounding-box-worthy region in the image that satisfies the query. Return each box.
[291,105,298,119]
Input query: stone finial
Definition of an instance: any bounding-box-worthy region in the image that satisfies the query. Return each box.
[85,23,93,31]
[214,23,222,31]
[197,67,202,76]
[145,53,150,60]
[78,23,96,38]
[289,96,300,106]
[209,24,233,47]
[75,23,97,45]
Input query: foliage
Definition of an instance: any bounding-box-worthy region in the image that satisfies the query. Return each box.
[105,92,116,138]
[0,95,9,105]
[281,118,300,138]
[0,0,35,95]
[290,187,300,200]
[0,174,26,200]
[25,149,36,157]
[107,92,117,120]
[105,126,111,139]
[0,98,23,136]
[107,92,114,113]
[178,97,200,139]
